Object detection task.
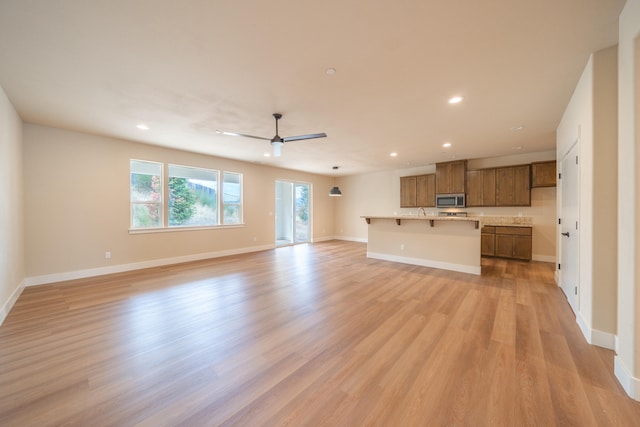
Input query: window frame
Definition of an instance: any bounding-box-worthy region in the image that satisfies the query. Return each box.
[129,160,244,233]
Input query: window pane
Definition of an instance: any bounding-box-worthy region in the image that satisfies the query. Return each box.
[132,203,161,228]
[222,172,242,224]
[168,164,218,227]
[130,160,162,228]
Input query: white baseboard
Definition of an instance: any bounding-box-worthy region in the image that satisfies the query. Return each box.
[334,236,368,243]
[366,251,481,276]
[615,355,640,401]
[0,280,25,325]
[532,254,556,263]
[575,311,615,350]
[25,244,275,287]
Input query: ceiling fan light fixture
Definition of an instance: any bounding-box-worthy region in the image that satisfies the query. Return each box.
[271,140,283,157]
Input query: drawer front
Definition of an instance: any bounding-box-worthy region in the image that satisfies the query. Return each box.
[495,226,532,236]
[482,226,495,234]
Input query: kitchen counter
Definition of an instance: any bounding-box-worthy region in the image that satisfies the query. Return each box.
[361,214,531,227]
[361,215,532,275]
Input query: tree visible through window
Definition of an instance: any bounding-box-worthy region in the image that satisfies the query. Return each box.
[168,164,217,227]
[130,160,243,230]
[130,160,163,228]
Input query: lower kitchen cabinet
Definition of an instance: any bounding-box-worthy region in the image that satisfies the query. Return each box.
[482,226,532,261]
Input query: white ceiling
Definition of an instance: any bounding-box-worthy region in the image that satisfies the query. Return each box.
[0,0,625,176]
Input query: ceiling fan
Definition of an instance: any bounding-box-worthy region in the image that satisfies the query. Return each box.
[217,113,327,157]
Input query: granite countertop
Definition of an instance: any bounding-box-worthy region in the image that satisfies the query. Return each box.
[361,215,532,227]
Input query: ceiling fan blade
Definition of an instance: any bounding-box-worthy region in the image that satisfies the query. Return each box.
[283,132,327,142]
[217,130,271,141]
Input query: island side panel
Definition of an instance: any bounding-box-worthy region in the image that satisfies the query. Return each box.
[366,219,481,275]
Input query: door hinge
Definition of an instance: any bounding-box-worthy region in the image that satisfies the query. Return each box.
[558,263,561,270]
[575,286,578,295]
[576,155,579,165]
[558,218,562,225]
[558,172,562,180]
[576,221,578,230]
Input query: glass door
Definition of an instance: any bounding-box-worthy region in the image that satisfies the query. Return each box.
[275,181,311,246]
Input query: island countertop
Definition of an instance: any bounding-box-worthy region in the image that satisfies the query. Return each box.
[361,215,532,227]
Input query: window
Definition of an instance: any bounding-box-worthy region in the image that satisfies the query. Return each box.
[168,164,218,227]
[222,172,242,224]
[130,160,243,231]
[130,160,163,228]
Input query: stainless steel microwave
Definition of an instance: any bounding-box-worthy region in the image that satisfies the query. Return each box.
[436,193,466,208]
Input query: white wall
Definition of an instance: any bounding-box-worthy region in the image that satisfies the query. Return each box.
[556,46,619,349]
[334,151,557,262]
[0,84,25,324]
[22,124,336,284]
[616,0,640,401]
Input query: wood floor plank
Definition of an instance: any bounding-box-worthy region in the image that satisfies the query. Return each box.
[1,241,639,426]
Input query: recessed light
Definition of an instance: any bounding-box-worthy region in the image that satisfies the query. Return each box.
[510,125,525,132]
[390,152,398,157]
[263,153,270,157]
[136,124,149,130]
[442,142,452,148]
[512,146,523,150]
[326,68,336,75]
[448,96,464,104]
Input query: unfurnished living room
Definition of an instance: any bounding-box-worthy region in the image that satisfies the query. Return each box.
[2,1,640,425]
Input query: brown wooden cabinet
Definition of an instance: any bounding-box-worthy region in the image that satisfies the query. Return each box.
[481,226,496,256]
[531,161,557,187]
[466,168,496,207]
[416,174,436,207]
[495,165,531,206]
[400,174,435,207]
[493,226,532,260]
[400,176,417,207]
[436,160,466,194]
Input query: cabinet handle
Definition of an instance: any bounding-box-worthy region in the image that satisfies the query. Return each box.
[561,232,570,237]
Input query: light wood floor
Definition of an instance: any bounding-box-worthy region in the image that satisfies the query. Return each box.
[1,241,639,426]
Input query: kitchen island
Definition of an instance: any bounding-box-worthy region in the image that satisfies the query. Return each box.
[361,215,532,275]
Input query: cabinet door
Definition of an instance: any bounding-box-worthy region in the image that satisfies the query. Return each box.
[466,170,482,206]
[513,235,532,260]
[450,161,466,194]
[481,232,495,256]
[496,165,531,206]
[416,174,435,207]
[532,161,557,187]
[436,160,466,194]
[495,234,514,258]
[436,163,451,194]
[482,168,496,206]
[400,176,417,207]
[513,165,531,205]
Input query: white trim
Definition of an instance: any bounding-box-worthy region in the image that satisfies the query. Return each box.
[366,251,481,276]
[532,254,556,263]
[25,244,274,287]
[574,311,615,350]
[0,280,25,325]
[335,236,368,243]
[615,355,640,401]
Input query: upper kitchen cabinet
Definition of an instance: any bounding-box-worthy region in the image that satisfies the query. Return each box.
[400,174,435,207]
[495,164,531,206]
[531,161,557,187]
[400,176,417,207]
[416,174,436,207]
[466,168,496,207]
[436,160,466,194]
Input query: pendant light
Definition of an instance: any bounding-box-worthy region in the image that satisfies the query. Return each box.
[329,166,342,197]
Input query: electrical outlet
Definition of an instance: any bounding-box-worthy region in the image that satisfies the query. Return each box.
[400,244,405,251]
[105,251,111,259]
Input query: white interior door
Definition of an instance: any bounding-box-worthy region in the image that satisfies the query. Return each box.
[560,142,580,312]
